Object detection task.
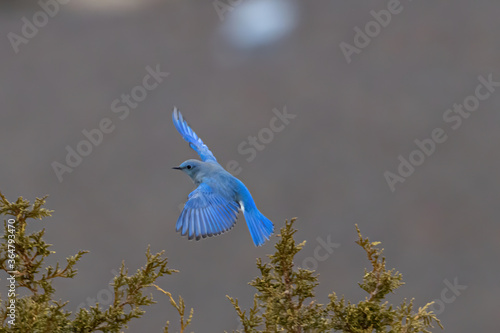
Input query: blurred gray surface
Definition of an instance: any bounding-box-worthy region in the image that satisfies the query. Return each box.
[1,1,499,332]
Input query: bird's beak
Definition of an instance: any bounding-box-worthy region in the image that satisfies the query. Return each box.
[172,166,182,170]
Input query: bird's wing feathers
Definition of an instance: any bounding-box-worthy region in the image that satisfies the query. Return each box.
[176,183,240,240]
[172,108,217,163]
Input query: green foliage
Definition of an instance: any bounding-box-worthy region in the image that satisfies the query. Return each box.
[151,284,193,333]
[0,192,191,333]
[0,192,442,332]
[228,218,443,333]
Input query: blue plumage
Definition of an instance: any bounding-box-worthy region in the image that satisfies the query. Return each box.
[172,108,274,246]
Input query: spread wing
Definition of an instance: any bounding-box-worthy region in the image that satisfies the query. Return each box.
[176,183,240,240]
[172,108,217,163]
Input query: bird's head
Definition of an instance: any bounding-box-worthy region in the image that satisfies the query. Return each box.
[172,159,204,181]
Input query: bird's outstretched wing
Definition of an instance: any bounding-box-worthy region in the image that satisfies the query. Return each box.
[176,183,240,240]
[172,108,217,163]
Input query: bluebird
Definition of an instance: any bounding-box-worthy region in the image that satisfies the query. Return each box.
[172,108,274,246]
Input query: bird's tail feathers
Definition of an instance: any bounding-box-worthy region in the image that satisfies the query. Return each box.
[243,209,274,247]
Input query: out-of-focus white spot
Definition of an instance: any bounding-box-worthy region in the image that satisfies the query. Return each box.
[219,0,299,50]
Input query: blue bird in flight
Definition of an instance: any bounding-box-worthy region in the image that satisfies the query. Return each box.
[172,108,274,246]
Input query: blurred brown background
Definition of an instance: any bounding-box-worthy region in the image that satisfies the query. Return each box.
[1,0,499,331]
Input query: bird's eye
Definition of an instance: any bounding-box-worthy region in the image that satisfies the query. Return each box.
[186,165,192,170]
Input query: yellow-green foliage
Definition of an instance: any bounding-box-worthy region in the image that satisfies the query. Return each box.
[227,219,443,333]
[0,192,188,333]
[0,193,441,332]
